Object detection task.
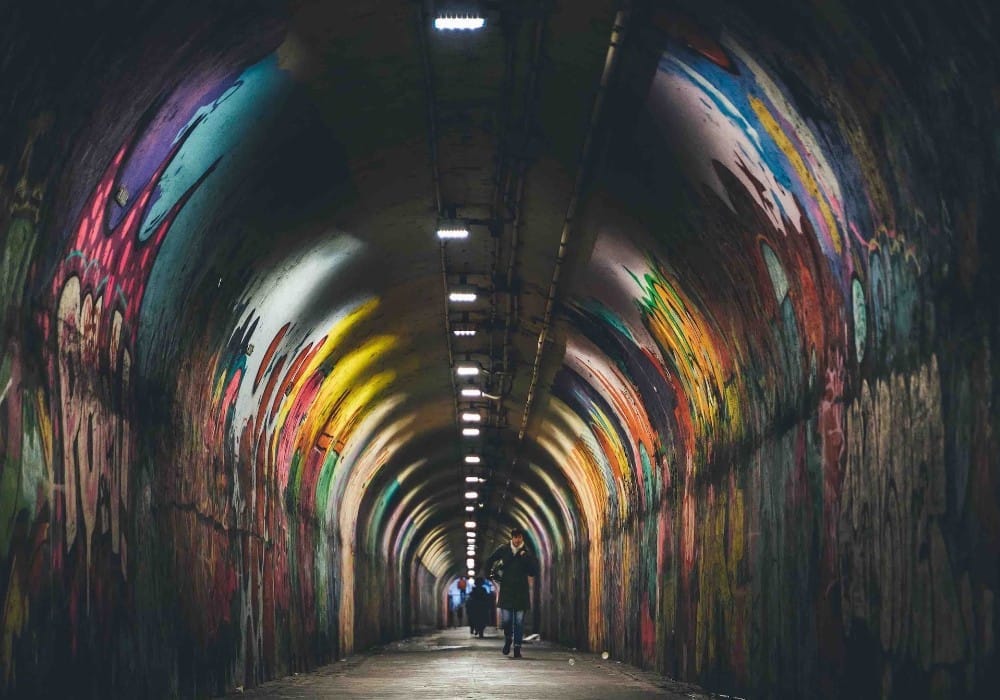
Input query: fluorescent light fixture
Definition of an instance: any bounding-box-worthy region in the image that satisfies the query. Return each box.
[466,532,476,539]
[456,365,479,376]
[460,387,482,397]
[467,568,476,576]
[461,412,481,422]
[448,291,477,303]
[453,328,477,337]
[466,557,475,568]
[465,521,476,528]
[435,15,485,30]
[462,427,480,436]
[436,226,469,239]
[464,455,481,464]
[465,505,474,511]
[465,491,479,499]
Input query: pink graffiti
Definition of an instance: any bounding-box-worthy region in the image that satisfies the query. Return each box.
[50,118,217,586]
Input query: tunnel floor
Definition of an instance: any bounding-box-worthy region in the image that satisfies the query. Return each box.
[224,628,714,699]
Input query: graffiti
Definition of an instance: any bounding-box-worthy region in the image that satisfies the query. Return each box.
[55,279,132,579]
[0,115,55,691]
[0,114,51,344]
[626,257,749,462]
[840,355,966,668]
[46,99,219,594]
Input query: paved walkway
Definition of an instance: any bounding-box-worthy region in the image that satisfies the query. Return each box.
[225,627,716,699]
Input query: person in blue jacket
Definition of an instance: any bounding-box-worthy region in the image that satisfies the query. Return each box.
[483,527,539,658]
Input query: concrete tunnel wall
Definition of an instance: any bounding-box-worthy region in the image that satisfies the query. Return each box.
[1,0,998,698]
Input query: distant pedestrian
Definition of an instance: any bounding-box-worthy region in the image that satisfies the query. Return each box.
[484,527,538,659]
[466,577,492,638]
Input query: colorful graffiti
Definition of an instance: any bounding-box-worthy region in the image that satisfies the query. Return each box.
[1,3,998,699]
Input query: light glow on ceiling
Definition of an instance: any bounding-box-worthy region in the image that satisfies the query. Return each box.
[465,491,479,499]
[436,227,469,239]
[461,412,481,422]
[462,427,480,436]
[456,365,479,376]
[461,387,481,397]
[448,291,477,302]
[464,455,481,463]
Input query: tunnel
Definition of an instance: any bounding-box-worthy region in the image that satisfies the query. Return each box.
[1,0,998,697]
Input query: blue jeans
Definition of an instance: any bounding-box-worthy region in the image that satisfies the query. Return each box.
[500,608,525,646]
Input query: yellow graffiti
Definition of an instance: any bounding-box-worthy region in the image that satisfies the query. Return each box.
[749,95,843,254]
[694,484,748,675]
[638,266,740,453]
[271,298,380,431]
[301,337,398,450]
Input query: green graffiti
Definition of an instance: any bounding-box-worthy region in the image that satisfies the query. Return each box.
[761,242,789,302]
[852,277,866,361]
[315,449,340,523]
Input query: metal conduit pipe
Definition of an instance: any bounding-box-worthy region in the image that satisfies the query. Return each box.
[517,6,629,442]
[417,2,461,455]
[488,16,518,402]
[483,6,547,540]
[501,6,547,395]
[495,6,631,520]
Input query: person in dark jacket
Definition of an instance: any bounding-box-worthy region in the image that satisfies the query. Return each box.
[483,527,539,658]
[466,577,493,638]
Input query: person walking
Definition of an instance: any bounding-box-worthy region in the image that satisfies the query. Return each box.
[483,527,538,659]
[466,577,492,638]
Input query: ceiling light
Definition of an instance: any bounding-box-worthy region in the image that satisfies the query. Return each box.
[465,505,474,511]
[453,328,477,337]
[467,568,476,576]
[460,387,481,397]
[466,557,475,568]
[465,491,479,499]
[448,291,477,303]
[456,365,479,376]
[464,521,476,528]
[465,476,479,483]
[462,427,480,436]
[436,226,469,239]
[464,455,481,464]
[461,412,481,422]
[434,15,485,30]
[466,532,476,539]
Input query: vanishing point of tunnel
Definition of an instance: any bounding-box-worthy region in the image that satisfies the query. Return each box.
[1,0,998,698]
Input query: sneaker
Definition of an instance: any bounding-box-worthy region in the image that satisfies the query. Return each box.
[502,637,512,655]
[513,646,522,659]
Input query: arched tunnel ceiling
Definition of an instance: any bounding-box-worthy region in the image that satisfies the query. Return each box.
[3,0,999,695]
[0,0,972,573]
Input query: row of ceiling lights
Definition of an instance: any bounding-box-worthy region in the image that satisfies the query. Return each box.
[433,8,488,578]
